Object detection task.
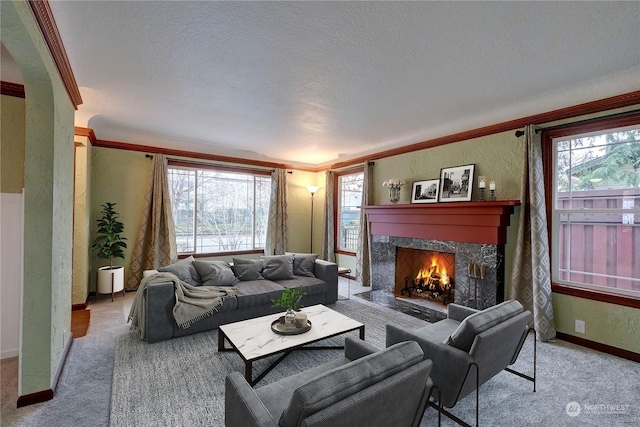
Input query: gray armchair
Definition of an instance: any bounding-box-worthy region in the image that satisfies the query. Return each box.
[386,300,535,427]
[225,337,434,427]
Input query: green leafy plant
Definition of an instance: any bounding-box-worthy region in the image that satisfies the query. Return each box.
[92,202,127,269]
[272,287,306,312]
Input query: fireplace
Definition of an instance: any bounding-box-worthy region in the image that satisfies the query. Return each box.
[363,201,519,317]
[395,248,455,305]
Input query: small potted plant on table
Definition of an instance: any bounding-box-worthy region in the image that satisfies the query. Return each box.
[92,202,127,301]
[272,287,307,327]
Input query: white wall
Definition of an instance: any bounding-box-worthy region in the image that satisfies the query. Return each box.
[1,192,23,359]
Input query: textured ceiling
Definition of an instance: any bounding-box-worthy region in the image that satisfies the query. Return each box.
[41,1,640,167]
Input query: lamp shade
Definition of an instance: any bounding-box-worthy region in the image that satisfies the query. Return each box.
[306,185,320,194]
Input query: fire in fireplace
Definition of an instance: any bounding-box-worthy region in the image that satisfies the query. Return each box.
[395,248,455,305]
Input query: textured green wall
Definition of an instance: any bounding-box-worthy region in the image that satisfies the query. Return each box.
[0,94,25,193]
[90,148,152,290]
[72,139,91,305]
[2,0,75,395]
[553,293,640,354]
[370,131,523,204]
[286,169,323,254]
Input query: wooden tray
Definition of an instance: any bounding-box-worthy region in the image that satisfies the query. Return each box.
[271,317,312,335]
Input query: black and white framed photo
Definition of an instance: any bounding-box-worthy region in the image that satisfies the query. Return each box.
[411,179,440,204]
[439,164,474,202]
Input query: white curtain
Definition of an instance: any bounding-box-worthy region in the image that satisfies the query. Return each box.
[127,154,177,290]
[356,161,373,286]
[320,170,335,262]
[510,125,556,342]
[265,169,288,255]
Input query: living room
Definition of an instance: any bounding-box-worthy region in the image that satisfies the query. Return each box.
[1,1,639,426]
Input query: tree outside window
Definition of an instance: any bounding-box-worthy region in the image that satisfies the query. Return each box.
[337,172,363,252]
[552,123,640,299]
[168,166,270,255]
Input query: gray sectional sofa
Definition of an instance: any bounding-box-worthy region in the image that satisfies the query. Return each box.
[144,254,338,343]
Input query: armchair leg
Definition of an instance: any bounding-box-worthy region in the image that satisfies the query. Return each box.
[428,363,479,427]
[504,327,537,392]
[425,385,442,427]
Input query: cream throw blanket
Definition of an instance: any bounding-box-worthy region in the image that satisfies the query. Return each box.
[128,272,237,340]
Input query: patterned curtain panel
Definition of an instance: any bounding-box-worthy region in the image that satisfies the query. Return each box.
[510,125,556,342]
[265,169,288,255]
[127,154,177,290]
[356,161,373,286]
[320,170,335,262]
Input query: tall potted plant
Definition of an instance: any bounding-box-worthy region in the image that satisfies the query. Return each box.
[92,202,127,299]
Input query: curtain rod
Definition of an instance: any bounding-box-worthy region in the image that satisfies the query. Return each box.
[514,108,640,137]
[145,154,292,173]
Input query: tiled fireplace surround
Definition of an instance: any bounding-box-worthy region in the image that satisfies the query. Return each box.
[371,236,504,309]
[363,201,519,318]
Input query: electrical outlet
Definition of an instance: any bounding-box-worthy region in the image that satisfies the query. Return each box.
[575,319,586,334]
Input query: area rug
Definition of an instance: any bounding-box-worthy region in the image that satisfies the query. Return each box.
[110,298,639,426]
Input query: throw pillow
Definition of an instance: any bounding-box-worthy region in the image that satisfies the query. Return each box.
[193,260,236,287]
[292,254,317,277]
[260,255,296,281]
[232,258,264,281]
[158,256,201,286]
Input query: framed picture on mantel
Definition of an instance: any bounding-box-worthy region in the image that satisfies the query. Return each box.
[439,164,474,202]
[411,179,440,204]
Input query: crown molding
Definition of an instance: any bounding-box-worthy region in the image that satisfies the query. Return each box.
[27,0,82,109]
[74,126,96,145]
[0,81,26,98]
[329,90,640,170]
[93,138,295,171]
[77,91,640,172]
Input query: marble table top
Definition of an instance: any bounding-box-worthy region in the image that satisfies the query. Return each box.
[219,304,363,361]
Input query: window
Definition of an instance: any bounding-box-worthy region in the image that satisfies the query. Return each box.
[548,117,640,300]
[336,171,363,252]
[167,164,271,255]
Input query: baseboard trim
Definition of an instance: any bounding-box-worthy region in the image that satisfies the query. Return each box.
[17,389,54,407]
[72,302,87,311]
[16,332,74,408]
[556,332,639,363]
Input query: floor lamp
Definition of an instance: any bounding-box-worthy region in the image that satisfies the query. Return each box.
[306,186,320,252]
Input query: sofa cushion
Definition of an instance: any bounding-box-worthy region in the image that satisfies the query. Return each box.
[158,256,201,286]
[292,254,317,277]
[232,258,264,281]
[276,276,327,297]
[445,300,524,352]
[260,255,295,281]
[234,280,285,309]
[193,260,235,287]
[279,341,424,427]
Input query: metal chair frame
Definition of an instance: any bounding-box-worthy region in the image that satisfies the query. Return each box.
[426,328,537,427]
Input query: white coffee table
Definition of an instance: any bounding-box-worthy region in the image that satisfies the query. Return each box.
[218,304,365,386]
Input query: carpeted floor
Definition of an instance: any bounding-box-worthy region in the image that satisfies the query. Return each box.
[2,282,638,427]
[110,297,639,427]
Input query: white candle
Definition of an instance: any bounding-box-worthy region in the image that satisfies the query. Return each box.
[489,181,496,191]
[295,311,308,328]
[479,179,485,189]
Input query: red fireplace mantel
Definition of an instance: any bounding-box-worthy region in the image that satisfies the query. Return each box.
[363,200,521,245]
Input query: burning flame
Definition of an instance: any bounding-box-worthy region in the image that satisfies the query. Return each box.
[415,256,449,284]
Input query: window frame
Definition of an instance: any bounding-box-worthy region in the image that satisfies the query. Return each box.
[334,167,364,255]
[542,111,640,309]
[168,160,272,258]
